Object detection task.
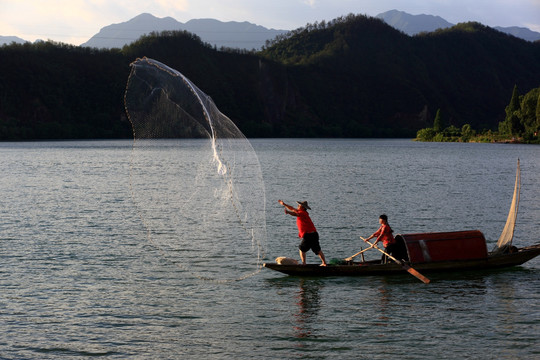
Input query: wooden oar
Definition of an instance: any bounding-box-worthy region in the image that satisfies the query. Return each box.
[344,245,374,261]
[361,237,430,284]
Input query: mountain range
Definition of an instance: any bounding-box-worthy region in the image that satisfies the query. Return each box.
[1,13,538,140]
[1,10,539,49]
[0,35,27,45]
[377,9,540,42]
[80,13,288,50]
[376,10,453,35]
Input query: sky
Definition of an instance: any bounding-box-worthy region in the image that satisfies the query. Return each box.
[1,0,539,45]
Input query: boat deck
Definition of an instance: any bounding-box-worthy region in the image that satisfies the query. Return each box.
[263,244,540,277]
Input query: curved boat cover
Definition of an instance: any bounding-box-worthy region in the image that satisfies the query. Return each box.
[400,230,488,263]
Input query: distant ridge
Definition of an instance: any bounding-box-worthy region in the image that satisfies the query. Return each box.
[3,11,539,47]
[0,35,27,46]
[376,9,453,35]
[81,13,179,49]
[377,9,540,41]
[494,26,540,42]
[182,18,288,49]
[80,13,288,50]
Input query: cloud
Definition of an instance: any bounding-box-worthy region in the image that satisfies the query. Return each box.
[155,0,189,13]
[525,23,540,33]
[0,1,96,43]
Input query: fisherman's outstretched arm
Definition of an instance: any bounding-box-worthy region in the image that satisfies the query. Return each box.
[278,199,295,211]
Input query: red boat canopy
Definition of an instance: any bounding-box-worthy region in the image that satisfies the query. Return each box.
[398,230,488,264]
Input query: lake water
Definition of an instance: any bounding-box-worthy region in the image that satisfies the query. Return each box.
[1,139,539,359]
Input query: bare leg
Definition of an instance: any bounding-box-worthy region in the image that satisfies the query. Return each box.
[299,249,306,265]
[318,250,327,266]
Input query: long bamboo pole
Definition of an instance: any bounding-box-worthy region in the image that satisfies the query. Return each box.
[344,245,374,261]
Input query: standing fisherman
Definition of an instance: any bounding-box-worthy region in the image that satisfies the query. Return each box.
[278,200,327,266]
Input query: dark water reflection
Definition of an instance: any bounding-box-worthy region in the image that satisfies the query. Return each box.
[293,278,322,340]
[264,264,539,359]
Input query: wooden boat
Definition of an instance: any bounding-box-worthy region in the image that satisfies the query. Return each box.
[264,160,540,278]
[263,237,540,277]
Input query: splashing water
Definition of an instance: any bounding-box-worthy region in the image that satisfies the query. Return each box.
[124,57,267,281]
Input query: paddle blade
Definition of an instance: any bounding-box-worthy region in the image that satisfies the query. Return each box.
[403,264,430,284]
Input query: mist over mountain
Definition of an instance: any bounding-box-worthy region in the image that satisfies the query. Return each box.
[80,13,288,50]
[377,9,540,41]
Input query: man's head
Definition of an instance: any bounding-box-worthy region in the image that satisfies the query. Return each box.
[296,201,311,210]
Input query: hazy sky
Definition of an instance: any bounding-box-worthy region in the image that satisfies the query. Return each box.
[1,0,539,45]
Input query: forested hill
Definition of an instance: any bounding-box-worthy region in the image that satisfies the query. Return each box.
[260,17,540,136]
[1,14,539,140]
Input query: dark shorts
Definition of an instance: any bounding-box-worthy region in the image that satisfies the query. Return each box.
[299,232,321,254]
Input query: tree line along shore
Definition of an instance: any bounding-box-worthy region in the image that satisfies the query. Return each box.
[1,14,539,141]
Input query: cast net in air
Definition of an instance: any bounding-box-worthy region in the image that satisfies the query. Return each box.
[124,57,267,281]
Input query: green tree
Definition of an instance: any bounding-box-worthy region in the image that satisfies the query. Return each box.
[461,124,475,142]
[537,92,540,121]
[520,87,540,136]
[443,125,461,139]
[498,118,510,136]
[536,92,540,134]
[433,108,444,132]
[506,85,521,117]
[433,132,445,142]
[501,85,524,136]
[416,127,436,141]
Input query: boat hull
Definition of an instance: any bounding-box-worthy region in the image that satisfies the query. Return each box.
[263,244,540,277]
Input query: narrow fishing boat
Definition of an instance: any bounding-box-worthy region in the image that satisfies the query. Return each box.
[264,160,540,279]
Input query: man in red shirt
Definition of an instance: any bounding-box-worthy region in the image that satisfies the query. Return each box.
[278,199,327,266]
[364,214,396,263]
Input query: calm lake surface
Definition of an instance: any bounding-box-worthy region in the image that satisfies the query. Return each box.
[1,139,539,359]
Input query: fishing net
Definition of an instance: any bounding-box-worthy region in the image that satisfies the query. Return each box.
[124,57,267,281]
